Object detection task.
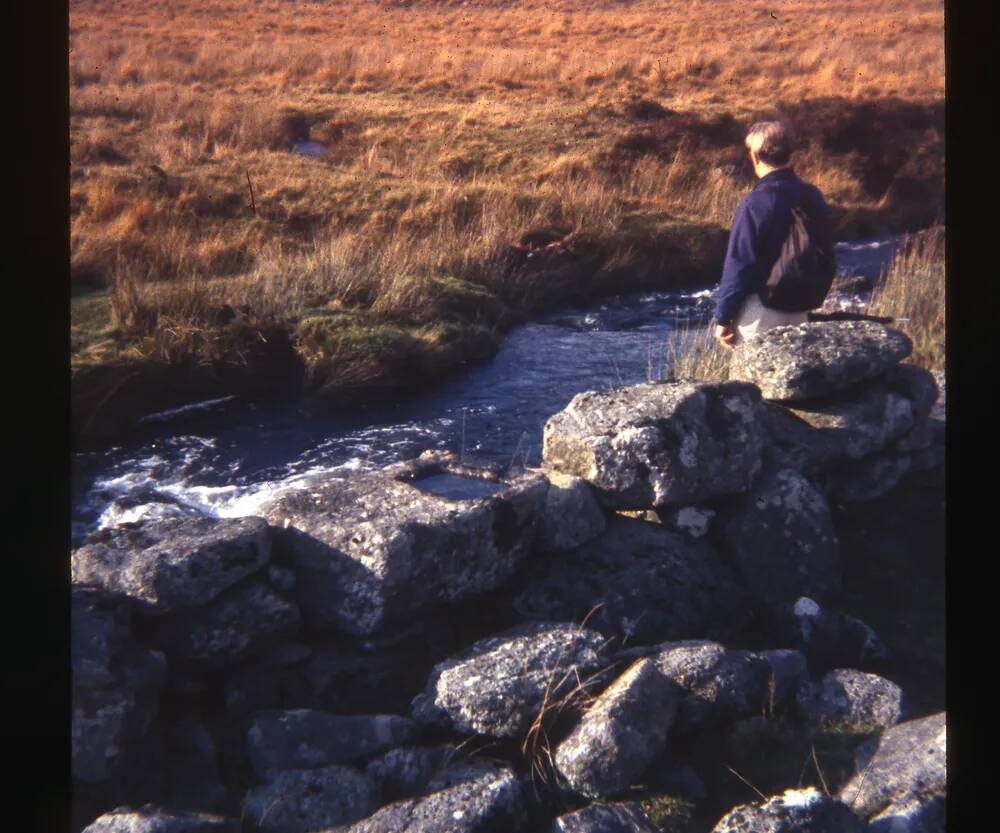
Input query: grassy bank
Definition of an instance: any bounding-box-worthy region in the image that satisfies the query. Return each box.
[70,0,944,443]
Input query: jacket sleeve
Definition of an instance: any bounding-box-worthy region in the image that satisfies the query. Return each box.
[714,195,766,326]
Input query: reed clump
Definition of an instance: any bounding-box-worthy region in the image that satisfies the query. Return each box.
[867,225,945,371]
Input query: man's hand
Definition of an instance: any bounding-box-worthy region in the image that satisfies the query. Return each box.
[715,324,738,349]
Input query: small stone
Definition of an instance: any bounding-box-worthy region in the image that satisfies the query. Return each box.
[411,622,608,739]
[551,801,660,832]
[650,641,772,734]
[711,787,867,832]
[554,658,679,798]
[242,766,377,833]
[247,710,417,778]
[795,669,905,729]
[537,470,608,552]
[341,760,527,833]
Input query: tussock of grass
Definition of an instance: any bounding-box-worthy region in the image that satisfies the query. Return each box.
[867,225,945,371]
[665,320,732,383]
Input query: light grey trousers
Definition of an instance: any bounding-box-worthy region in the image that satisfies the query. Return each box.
[734,294,809,344]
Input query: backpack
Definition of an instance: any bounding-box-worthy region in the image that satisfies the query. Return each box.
[758,204,836,312]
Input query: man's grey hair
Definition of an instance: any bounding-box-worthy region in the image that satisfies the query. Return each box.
[745,120,794,167]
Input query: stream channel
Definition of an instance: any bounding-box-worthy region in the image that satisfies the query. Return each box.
[72,237,900,545]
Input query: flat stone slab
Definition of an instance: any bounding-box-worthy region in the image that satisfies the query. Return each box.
[260,453,548,635]
[542,381,764,508]
[510,516,746,645]
[729,321,912,401]
[838,712,946,825]
[411,622,609,739]
[341,760,527,833]
[247,709,417,778]
[72,517,271,614]
[796,669,906,729]
[554,658,678,798]
[242,765,377,833]
[646,640,772,734]
[711,787,868,832]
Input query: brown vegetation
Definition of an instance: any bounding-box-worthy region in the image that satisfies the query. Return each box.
[70,0,944,442]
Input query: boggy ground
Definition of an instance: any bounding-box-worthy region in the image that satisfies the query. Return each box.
[69,0,944,445]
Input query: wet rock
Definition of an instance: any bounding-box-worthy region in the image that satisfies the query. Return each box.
[719,467,841,606]
[342,760,527,832]
[81,807,239,833]
[784,380,916,461]
[411,622,609,739]
[72,586,167,787]
[711,787,867,832]
[759,649,809,706]
[828,452,913,502]
[778,596,891,671]
[260,455,548,635]
[510,517,747,646]
[729,321,912,401]
[550,801,660,832]
[246,709,417,778]
[242,765,377,833]
[542,381,764,509]
[838,712,946,830]
[796,669,905,728]
[364,745,461,802]
[554,658,679,798]
[72,517,271,614]
[537,471,607,552]
[99,490,207,529]
[148,579,300,667]
[647,641,772,734]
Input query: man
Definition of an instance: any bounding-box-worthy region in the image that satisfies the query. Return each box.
[714,121,833,349]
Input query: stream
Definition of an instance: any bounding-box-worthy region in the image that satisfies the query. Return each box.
[71,236,901,545]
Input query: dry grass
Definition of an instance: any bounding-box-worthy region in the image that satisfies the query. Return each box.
[666,318,732,382]
[867,225,945,371]
[69,0,944,436]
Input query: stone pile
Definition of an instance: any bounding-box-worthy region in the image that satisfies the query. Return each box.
[72,322,946,833]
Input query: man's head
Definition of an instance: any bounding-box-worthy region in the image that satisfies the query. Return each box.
[745,120,794,177]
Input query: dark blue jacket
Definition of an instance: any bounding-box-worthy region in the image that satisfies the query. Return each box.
[714,168,832,325]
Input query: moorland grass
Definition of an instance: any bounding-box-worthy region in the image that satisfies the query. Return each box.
[69,0,945,440]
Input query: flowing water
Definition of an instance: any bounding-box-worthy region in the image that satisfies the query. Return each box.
[71,236,900,545]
